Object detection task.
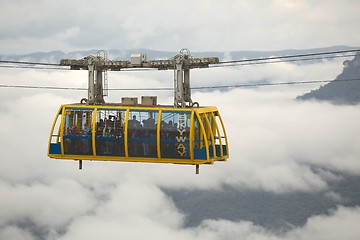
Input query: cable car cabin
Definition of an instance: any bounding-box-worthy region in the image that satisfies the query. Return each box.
[48,103,229,166]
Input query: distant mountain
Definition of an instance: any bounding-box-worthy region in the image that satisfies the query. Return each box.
[0,46,357,63]
[164,171,360,230]
[297,52,360,105]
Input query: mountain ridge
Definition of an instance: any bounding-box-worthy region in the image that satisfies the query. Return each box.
[297,51,360,104]
[1,46,358,63]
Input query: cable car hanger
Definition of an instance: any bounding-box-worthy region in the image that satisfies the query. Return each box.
[49,49,228,174]
[60,48,219,107]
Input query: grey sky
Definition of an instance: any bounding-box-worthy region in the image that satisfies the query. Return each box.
[0,0,359,54]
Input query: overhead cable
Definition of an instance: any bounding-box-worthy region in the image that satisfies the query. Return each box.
[0,65,69,70]
[0,49,359,71]
[216,49,360,64]
[1,78,359,91]
[210,54,356,68]
[0,60,60,66]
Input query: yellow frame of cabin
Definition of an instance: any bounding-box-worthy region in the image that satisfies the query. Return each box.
[48,104,229,165]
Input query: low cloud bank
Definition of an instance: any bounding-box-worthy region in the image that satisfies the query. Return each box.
[0,60,359,239]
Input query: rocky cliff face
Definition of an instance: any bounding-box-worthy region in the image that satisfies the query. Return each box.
[297,52,360,104]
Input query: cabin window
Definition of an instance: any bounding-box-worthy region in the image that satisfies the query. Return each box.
[193,111,227,159]
[63,108,93,155]
[48,109,62,155]
[213,111,228,156]
[95,109,125,157]
[128,110,158,158]
[160,111,191,159]
[193,114,202,149]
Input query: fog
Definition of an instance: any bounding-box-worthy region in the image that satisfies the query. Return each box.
[1,58,360,239]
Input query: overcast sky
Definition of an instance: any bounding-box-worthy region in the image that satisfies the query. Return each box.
[0,0,360,54]
[1,1,360,239]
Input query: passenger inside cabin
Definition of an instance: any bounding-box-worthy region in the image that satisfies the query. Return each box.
[129,115,141,129]
[67,124,79,135]
[143,112,155,128]
[82,123,91,135]
[82,123,92,155]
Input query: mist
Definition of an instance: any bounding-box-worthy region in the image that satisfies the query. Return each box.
[0,57,359,239]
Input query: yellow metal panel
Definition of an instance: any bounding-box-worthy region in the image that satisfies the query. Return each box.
[195,111,210,161]
[203,113,216,162]
[91,108,97,156]
[60,106,66,156]
[195,106,218,114]
[197,113,205,149]
[49,154,212,165]
[157,109,162,159]
[61,103,217,113]
[189,111,195,162]
[124,109,129,158]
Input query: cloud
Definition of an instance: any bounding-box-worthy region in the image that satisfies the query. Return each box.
[0,179,96,228]
[0,226,35,240]
[53,205,360,240]
[0,55,359,239]
[55,181,187,240]
[1,1,360,54]
[285,206,360,240]
[180,206,360,240]
[1,178,360,240]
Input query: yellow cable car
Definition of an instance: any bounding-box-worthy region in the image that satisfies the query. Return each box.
[48,104,228,164]
[47,49,229,173]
